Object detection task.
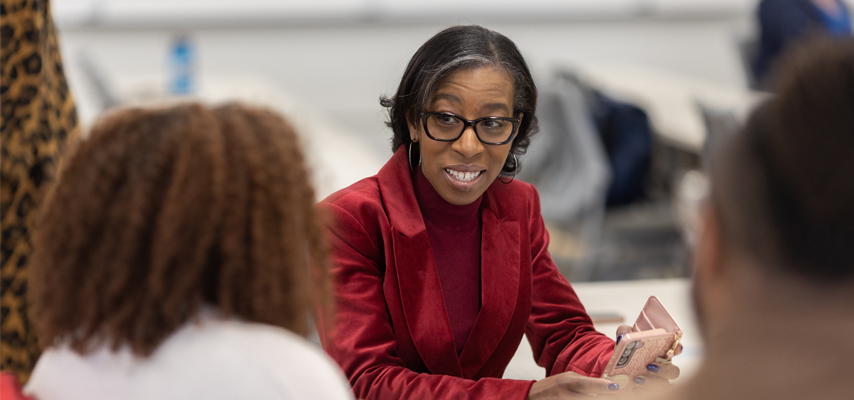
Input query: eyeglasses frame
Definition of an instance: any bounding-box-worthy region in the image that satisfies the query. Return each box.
[420,111,520,145]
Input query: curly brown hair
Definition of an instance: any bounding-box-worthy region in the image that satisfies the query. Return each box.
[28,102,331,356]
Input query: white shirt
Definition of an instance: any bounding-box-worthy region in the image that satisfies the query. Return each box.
[25,317,354,400]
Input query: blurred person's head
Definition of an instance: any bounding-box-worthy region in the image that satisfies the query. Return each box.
[674,37,854,400]
[29,103,330,356]
[381,25,539,204]
[692,37,854,338]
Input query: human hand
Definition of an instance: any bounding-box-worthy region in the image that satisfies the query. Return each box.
[527,371,621,400]
[613,325,682,396]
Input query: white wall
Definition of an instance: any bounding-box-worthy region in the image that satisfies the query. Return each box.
[52,0,756,27]
[57,13,755,161]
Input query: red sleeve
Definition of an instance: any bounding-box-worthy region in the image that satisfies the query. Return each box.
[317,200,535,400]
[523,188,616,377]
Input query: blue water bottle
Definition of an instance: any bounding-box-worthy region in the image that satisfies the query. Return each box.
[170,35,194,95]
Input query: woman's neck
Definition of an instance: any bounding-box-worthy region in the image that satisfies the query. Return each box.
[413,169,481,228]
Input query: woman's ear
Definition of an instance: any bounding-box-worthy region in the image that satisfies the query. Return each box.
[407,115,421,143]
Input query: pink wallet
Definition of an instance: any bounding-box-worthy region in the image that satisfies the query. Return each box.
[601,296,683,389]
[632,296,682,336]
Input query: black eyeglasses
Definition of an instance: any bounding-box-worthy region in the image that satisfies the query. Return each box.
[420,112,520,145]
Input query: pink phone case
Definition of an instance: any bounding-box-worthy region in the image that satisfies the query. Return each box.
[601,296,683,389]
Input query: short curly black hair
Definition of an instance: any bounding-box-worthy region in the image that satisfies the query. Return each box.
[380,25,539,176]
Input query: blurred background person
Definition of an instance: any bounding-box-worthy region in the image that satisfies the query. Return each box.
[754,0,852,87]
[671,38,854,400]
[23,103,353,400]
[1,0,80,384]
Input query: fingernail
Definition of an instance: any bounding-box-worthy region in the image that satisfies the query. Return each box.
[634,376,646,385]
[608,383,620,391]
[679,344,684,352]
[616,335,623,344]
[647,364,660,373]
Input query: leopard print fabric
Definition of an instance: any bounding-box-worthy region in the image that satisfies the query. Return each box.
[1,0,79,383]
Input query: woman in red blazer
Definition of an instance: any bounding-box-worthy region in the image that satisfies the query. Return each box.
[318,25,678,400]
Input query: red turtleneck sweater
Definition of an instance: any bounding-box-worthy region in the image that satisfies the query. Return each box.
[413,170,482,355]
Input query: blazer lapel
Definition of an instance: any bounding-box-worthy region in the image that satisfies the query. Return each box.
[458,191,521,378]
[393,230,462,376]
[379,148,461,376]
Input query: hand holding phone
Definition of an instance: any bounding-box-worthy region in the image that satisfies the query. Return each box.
[601,296,683,389]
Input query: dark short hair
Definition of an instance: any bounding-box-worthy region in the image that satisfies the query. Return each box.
[30,103,331,356]
[380,25,539,176]
[712,38,854,282]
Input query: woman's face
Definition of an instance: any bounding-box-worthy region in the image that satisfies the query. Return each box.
[408,66,519,205]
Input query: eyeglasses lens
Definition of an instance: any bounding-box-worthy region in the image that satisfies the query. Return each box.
[425,114,514,144]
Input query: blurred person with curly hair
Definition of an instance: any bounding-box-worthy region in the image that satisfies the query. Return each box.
[22,103,354,400]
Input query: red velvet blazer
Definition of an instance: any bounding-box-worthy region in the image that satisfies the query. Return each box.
[318,148,615,400]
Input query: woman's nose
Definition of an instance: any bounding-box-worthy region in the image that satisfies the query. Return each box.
[452,126,484,159]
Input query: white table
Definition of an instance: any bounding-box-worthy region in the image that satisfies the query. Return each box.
[503,278,703,384]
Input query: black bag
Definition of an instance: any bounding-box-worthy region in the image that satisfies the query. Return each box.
[590,91,652,207]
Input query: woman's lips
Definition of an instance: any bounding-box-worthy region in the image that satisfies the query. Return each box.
[444,168,485,192]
